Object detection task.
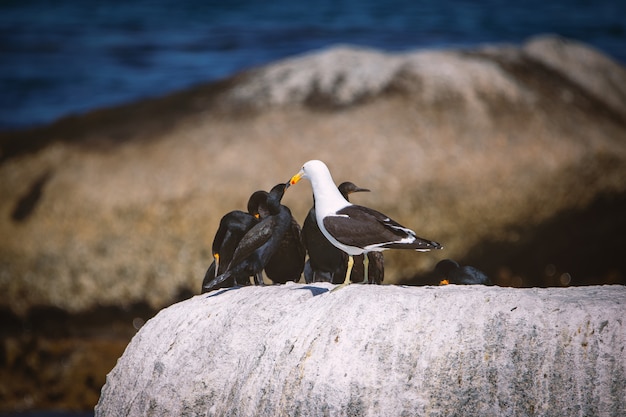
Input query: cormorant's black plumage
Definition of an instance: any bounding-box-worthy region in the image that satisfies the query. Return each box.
[200,188,276,293]
[260,187,306,284]
[201,210,258,293]
[203,183,299,291]
[435,259,492,285]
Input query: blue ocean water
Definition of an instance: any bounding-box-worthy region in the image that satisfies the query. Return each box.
[0,0,625,131]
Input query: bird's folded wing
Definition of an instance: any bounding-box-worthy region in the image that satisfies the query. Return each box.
[227,218,276,267]
[323,205,414,248]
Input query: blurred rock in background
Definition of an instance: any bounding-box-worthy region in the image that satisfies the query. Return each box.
[1,35,625,412]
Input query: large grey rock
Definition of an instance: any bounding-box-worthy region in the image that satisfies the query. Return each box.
[96,284,626,417]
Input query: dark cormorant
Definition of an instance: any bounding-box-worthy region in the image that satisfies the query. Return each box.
[203,182,295,291]
[201,211,257,293]
[435,259,492,285]
[253,186,306,284]
[200,189,271,293]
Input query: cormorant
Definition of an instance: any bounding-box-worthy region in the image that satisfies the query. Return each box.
[200,189,274,293]
[435,259,492,285]
[203,182,295,291]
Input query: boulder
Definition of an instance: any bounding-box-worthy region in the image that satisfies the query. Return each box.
[96,283,626,416]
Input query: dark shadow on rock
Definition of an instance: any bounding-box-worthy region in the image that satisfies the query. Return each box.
[1,302,157,339]
[0,72,257,164]
[405,192,626,288]
[11,170,53,222]
[468,48,626,133]
[204,286,242,298]
[293,285,330,296]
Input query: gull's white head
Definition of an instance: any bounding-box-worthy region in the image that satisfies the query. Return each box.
[289,160,350,213]
[289,160,330,185]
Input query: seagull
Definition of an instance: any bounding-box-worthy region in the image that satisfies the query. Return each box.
[302,181,384,284]
[203,182,294,292]
[289,160,442,288]
[435,259,492,285]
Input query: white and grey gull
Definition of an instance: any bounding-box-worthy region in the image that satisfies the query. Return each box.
[289,160,442,288]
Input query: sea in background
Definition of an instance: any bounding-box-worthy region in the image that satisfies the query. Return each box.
[1,0,625,132]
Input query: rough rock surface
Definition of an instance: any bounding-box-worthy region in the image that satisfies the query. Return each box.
[96,283,626,417]
[1,35,625,315]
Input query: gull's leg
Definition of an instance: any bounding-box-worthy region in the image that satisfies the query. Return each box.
[343,255,354,285]
[331,255,354,292]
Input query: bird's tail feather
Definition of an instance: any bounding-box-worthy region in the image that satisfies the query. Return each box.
[383,238,442,251]
[203,270,232,291]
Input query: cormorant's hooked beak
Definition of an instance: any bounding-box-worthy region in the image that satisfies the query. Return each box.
[289,170,304,186]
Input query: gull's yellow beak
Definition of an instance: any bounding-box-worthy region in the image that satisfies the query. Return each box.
[289,170,304,185]
[439,279,450,286]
